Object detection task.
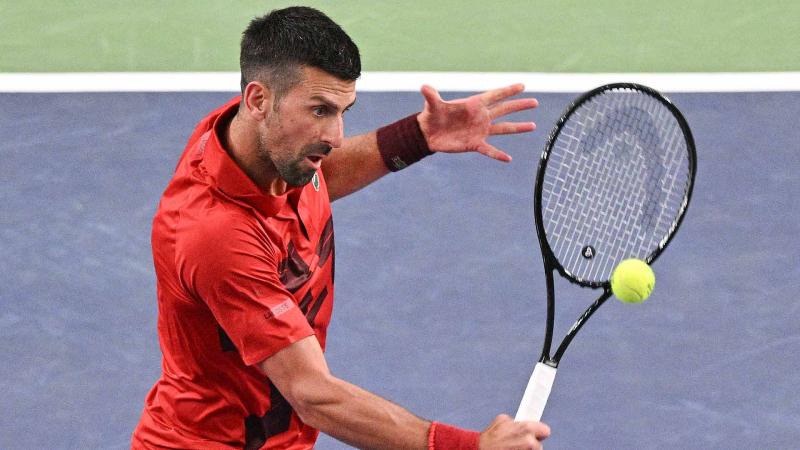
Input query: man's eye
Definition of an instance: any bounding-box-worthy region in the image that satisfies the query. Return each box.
[313,106,327,116]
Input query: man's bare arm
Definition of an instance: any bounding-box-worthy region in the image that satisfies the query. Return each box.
[259,336,550,450]
[321,131,389,202]
[321,84,538,203]
[260,335,430,449]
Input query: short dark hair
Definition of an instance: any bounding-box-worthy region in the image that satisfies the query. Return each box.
[239,7,361,99]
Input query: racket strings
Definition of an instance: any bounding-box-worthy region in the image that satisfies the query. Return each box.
[540,88,691,283]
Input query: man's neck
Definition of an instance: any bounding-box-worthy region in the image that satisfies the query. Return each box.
[224,112,288,196]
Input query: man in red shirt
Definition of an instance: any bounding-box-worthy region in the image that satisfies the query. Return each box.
[133,6,550,450]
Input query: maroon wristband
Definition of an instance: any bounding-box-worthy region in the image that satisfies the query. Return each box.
[428,422,480,450]
[376,113,433,171]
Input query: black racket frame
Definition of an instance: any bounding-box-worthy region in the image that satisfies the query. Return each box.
[533,83,697,368]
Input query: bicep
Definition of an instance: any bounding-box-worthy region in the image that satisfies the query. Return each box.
[258,335,333,416]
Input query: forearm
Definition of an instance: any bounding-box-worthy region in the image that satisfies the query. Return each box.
[262,337,432,449]
[322,113,433,202]
[260,338,533,449]
[293,373,429,449]
[322,132,390,202]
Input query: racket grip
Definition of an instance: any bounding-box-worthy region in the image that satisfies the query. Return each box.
[514,362,557,422]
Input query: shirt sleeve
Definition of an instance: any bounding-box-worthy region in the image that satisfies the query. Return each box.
[176,211,314,366]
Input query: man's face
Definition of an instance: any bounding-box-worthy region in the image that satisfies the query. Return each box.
[258,66,357,187]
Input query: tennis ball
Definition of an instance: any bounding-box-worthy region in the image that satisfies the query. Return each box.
[610,259,655,304]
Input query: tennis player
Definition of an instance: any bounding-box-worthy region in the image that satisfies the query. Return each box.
[132,6,549,450]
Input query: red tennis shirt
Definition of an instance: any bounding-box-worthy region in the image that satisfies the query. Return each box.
[132,97,335,449]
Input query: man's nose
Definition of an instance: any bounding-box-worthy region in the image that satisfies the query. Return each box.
[321,115,344,148]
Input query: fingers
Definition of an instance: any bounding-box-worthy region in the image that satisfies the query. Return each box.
[489,121,536,135]
[420,84,443,108]
[515,420,550,446]
[477,142,512,163]
[490,97,539,119]
[490,414,513,426]
[480,416,550,450]
[418,82,535,163]
[529,421,551,440]
[479,83,526,105]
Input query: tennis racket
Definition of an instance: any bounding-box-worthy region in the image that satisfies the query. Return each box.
[515,83,697,422]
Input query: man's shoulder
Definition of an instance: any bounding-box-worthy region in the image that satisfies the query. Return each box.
[171,206,282,273]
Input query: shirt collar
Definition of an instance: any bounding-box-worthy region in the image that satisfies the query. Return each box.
[198,96,299,217]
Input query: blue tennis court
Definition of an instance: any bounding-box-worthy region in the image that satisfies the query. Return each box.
[1,89,798,448]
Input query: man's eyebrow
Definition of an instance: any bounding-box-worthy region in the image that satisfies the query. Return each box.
[311,95,357,111]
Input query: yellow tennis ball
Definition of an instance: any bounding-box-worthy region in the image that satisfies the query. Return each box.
[610,259,655,304]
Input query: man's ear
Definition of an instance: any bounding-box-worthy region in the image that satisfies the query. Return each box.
[242,81,274,121]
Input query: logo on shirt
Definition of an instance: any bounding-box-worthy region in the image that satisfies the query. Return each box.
[263,299,294,321]
[311,172,320,192]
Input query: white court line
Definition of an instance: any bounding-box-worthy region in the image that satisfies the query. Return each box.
[1,71,799,93]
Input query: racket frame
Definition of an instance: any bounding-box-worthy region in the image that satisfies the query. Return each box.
[533,82,696,366]
[516,83,696,422]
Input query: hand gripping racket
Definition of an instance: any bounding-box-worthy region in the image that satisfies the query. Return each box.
[515,83,697,422]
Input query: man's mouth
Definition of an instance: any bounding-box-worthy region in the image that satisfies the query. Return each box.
[304,146,332,169]
[305,153,326,170]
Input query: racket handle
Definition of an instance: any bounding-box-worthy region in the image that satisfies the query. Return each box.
[515,362,557,422]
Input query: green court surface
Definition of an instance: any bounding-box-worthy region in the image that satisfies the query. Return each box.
[1,0,798,73]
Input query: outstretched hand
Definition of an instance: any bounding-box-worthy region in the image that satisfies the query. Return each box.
[417,83,538,162]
